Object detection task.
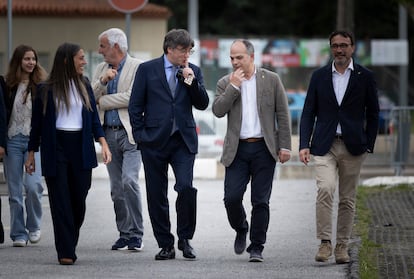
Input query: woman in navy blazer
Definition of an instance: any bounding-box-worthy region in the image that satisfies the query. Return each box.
[25,43,111,265]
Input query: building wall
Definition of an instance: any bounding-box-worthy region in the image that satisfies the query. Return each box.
[0,16,168,75]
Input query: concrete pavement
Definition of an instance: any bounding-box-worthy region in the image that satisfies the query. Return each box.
[0,173,352,279]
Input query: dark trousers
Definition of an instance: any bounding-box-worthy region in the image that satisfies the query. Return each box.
[224,140,276,252]
[45,130,91,261]
[141,132,197,248]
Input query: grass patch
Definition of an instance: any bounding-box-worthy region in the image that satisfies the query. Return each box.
[355,183,413,279]
[355,185,383,279]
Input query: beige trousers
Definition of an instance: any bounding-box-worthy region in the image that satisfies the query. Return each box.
[314,139,367,244]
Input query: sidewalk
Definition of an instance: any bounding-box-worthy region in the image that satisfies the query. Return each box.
[1,169,413,278]
[0,177,350,279]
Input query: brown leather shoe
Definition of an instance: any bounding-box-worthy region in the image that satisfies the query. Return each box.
[59,258,74,265]
[334,243,350,264]
[315,241,332,262]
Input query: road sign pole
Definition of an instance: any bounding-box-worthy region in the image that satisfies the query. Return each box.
[108,0,148,51]
[125,13,131,50]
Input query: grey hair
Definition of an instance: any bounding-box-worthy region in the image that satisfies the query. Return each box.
[99,28,128,53]
[232,39,255,55]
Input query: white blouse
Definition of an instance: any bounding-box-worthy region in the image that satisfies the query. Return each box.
[8,82,32,138]
[55,80,83,131]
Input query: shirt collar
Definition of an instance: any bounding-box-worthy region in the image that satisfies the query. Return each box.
[331,58,354,73]
[164,55,175,69]
[109,55,127,71]
[245,67,257,81]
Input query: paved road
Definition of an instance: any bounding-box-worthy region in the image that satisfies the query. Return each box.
[0,177,348,279]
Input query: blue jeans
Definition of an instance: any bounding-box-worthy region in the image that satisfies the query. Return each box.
[4,134,43,241]
[105,127,144,239]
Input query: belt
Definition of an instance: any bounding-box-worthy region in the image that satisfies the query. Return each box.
[104,125,124,130]
[239,137,264,143]
[335,134,343,140]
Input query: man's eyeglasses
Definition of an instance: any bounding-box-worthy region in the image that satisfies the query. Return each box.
[330,43,352,50]
[175,47,195,55]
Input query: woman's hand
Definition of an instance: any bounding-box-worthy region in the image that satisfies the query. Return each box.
[99,137,112,165]
[24,151,36,175]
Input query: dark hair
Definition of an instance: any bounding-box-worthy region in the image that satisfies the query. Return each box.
[162,29,194,54]
[329,30,355,46]
[5,44,47,102]
[44,42,91,113]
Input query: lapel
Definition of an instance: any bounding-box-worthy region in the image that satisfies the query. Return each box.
[155,56,173,97]
[255,68,263,114]
[341,63,360,104]
[324,65,339,106]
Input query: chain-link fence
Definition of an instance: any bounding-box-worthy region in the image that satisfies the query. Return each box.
[288,106,414,176]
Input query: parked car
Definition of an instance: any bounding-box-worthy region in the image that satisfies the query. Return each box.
[287,92,305,124]
[195,118,224,157]
[194,90,226,157]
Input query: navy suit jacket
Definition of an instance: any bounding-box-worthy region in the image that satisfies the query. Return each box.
[28,79,105,177]
[299,62,379,156]
[128,55,209,153]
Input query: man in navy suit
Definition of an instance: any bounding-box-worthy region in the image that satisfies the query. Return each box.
[299,30,379,264]
[128,29,209,260]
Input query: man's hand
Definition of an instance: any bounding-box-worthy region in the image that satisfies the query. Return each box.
[100,68,118,85]
[229,68,246,88]
[299,148,311,165]
[278,149,291,164]
[181,63,195,85]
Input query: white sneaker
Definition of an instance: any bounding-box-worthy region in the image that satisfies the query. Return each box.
[13,239,28,247]
[29,230,41,244]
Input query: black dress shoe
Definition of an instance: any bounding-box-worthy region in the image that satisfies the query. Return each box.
[178,239,196,259]
[234,230,247,254]
[155,247,175,260]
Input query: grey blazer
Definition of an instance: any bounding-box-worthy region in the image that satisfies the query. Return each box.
[212,67,291,167]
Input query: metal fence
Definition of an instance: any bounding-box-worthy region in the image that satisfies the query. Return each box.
[287,107,414,175]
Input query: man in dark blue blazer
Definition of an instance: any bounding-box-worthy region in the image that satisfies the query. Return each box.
[299,30,379,264]
[129,29,209,260]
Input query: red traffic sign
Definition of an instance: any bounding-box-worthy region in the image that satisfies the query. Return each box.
[108,0,148,14]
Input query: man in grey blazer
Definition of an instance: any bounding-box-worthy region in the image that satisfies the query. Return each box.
[213,39,291,262]
[92,28,144,252]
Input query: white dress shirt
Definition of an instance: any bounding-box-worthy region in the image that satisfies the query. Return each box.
[332,59,353,135]
[239,69,263,139]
